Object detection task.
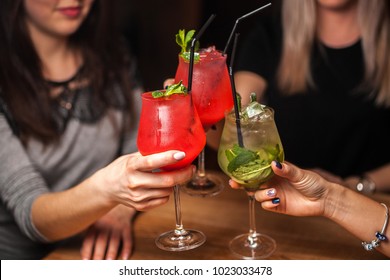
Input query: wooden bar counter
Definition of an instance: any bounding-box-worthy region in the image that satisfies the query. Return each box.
[44,172,390,260]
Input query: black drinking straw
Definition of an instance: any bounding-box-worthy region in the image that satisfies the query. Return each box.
[229,33,244,147]
[222,2,271,55]
[187,14,217,92]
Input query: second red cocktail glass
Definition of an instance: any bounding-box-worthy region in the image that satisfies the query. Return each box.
[175,46,233,197]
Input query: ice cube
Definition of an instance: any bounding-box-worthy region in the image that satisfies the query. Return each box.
[257,108,273,121]
[244,102,265,119]
[199,46,221,60]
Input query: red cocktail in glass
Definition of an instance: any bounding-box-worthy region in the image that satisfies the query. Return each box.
[137,92,205,170]
[137,90,206,251]
[175,46,233,130]
[175,46,233,196]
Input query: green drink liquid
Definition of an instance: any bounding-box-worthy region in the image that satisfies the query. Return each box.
[218,103,284,192]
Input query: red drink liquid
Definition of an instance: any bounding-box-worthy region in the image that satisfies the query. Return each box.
[174,47,233,129]
[137,92,206,171]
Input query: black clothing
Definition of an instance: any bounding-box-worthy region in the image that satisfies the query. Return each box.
[235,12,390,177]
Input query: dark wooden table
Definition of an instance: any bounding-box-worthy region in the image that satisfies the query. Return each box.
[44,170,390,260]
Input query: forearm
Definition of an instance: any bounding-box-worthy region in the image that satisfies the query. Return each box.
[205,72,267,150]
[345,163,390,194]
[366,164,390,192]
[32,176,117,242]
[325,184,390,256]
[234,71,267,105]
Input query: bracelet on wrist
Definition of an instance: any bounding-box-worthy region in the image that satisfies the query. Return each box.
[362,203,388,251]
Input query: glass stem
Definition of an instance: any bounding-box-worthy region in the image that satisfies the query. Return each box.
[173,185,187,236]
[196,148,206,178]
[247,193,259,248]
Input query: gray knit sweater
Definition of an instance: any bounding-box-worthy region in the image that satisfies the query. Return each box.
[0,86,141,259]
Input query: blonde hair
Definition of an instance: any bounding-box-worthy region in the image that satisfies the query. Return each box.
[278,0,390,107]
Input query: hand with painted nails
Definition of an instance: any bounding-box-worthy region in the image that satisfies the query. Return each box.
[229,161,329,216]
[0,0,196,261]
[252,161,330,217]
[91,150,193,212]
[82,150,192,261]
[31,150,194,260]
[230,161,390,257]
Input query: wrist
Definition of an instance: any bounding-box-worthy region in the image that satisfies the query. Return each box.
[323,182,346,220]
[88,170,118,208]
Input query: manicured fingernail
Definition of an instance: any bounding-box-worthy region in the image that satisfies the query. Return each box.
[274,161,282,169]
[266,188,276,197]
[173,152,185,160]
[272,197,280,204]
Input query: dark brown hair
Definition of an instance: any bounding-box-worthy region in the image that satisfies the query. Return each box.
[0,0,135,144]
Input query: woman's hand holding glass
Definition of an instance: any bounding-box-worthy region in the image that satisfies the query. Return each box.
[230,161,329,217]
[238,161,390,258]
[90,150,194,211]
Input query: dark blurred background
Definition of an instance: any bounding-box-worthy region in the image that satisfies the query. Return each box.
[115,0,272,91]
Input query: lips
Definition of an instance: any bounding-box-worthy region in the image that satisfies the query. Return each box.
[58,7,82,18]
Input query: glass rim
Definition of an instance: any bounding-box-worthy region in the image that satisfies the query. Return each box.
[224,106,275,124]
[141,91,189,101]
[178,49,227,63]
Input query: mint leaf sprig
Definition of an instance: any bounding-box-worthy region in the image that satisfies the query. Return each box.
[152,81,188,98]
[176,29,195,53]
[225,144,282,183]
[175,29,200,62]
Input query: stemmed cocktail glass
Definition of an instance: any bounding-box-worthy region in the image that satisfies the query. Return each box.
[218,101,284,259]
[137,87,206,251]
[175,47,233,197]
